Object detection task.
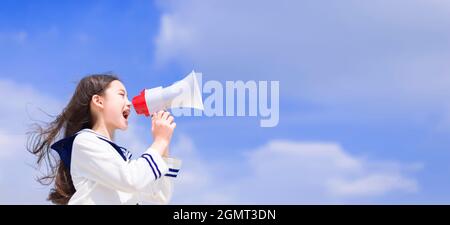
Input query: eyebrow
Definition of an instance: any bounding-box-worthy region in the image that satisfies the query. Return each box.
[118,88,127,94]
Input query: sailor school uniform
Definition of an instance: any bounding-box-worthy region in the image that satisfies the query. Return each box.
[50,128,181,204]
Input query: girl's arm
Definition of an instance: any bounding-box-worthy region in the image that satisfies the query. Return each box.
[137,156,182,204]
[138,111,181,204]
[71,133,175,194]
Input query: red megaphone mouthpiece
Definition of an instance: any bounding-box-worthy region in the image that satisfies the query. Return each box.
[132,90,150,117]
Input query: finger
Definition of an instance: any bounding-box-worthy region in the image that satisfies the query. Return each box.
[167,115,174,124]
[162,111,170,120]
[157,110,164,119]
[170,122,176,129]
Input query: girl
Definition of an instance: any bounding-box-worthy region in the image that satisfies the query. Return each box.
[27,74,181,205]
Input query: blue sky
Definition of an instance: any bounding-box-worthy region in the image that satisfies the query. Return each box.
[1,0,450,204]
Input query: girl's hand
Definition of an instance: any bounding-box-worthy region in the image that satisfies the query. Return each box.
[150,110,176,156]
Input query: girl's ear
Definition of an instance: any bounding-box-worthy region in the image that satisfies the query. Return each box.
[91,94,104,109]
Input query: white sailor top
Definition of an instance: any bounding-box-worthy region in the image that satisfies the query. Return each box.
[50,129,181,205]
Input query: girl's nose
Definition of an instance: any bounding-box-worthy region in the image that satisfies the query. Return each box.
[126,98,132,107]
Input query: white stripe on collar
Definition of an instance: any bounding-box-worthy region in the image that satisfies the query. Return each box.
[78,129,112,141]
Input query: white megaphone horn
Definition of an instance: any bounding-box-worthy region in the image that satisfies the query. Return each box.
[132,71,204,116]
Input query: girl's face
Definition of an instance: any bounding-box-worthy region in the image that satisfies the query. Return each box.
[101,80,132,131]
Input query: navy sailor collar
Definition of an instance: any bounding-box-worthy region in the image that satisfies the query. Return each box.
[50,129,130,171]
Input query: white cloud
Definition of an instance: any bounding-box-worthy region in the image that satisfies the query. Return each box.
[75,33,91,43]
[153,0,450,117]
[0,79,63,133]
[328,174,418,197]
[0,131,26,159]
[0,79,63,204]
[167,137,421,204]
[239,140,420,203]
[0,79,63,163]
[0,31,28,44]
[154,14,196,65]
[168,134,237,204]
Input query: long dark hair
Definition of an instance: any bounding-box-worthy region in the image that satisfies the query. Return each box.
[27,74,119,204]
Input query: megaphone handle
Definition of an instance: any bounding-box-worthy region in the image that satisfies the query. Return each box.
[150,108,169,118]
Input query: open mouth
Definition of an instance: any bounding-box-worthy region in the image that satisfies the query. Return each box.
[122,109,130,120]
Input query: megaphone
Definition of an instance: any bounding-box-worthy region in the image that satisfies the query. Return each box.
[132,70,204,116]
